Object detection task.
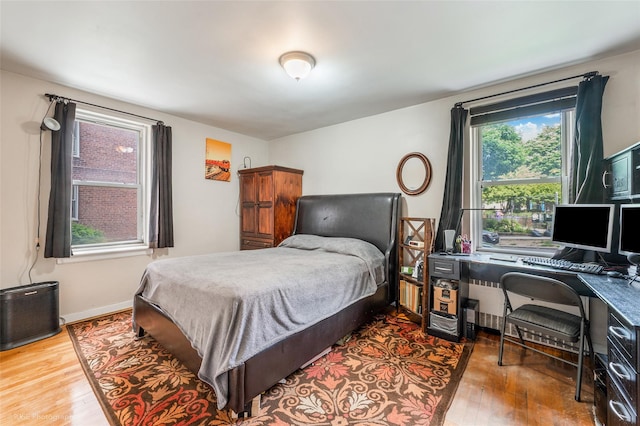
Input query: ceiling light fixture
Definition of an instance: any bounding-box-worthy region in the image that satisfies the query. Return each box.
[279,51,315,81]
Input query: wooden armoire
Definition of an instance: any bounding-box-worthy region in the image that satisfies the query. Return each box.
[238,165,303,250]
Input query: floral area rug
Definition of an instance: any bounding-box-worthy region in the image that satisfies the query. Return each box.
[67,310,473,425]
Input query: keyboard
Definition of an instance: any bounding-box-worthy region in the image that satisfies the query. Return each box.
[521,257,604,275]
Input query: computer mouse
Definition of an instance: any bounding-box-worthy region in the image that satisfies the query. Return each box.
[606,271,624,278]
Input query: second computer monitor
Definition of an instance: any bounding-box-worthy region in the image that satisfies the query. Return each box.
[619,204,640,258]
[551,204,615,253]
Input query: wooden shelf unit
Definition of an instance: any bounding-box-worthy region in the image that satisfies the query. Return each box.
[397,217,436,331]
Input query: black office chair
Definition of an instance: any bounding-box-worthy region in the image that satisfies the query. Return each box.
[498,272,593,401]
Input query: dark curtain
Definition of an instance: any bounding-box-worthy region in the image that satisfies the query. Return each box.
[570,74,609,204]
[434,105,468,252]
[44,101,76,258]
[148,123,174,248]
[554,74,610,262]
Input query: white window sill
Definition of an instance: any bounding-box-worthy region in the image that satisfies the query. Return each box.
[56,244,153,264]
[475,248,554,258]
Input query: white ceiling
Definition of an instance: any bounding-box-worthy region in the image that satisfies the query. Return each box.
[2,1,640,140]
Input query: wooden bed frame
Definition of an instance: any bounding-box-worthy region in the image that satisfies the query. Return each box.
[133,192,401,415]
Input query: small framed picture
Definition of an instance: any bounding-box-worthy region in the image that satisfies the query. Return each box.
[205,138,232,182]
[404,235,413,245]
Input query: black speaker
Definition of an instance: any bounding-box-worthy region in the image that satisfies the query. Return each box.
[464,298,479,341]
[1,281,61,351]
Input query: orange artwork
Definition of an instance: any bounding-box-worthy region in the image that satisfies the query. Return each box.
[205,138,231,182]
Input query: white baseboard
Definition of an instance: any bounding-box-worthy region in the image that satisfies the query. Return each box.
[62,300,132,325]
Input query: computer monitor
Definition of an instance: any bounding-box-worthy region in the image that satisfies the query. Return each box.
[619,204,640,258]
[551,204,614,253]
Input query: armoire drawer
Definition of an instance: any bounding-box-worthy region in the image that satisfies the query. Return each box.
[241,238,273,250]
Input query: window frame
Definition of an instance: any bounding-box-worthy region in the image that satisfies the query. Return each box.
[66,108,152,259]
[469,107,575,256]
[72,121,80,158]
[71,185,78,221]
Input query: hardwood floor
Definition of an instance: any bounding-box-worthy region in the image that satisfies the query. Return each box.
[445,331,596,426]
[0,327,109,426]
[0,326,596,425]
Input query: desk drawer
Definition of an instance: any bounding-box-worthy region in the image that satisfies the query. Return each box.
[608,377,637,426]
[609,311,637,362]
[429,259,460,279]
[608,341,638,410]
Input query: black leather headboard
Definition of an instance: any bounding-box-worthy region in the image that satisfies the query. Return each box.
[293,193,401,303]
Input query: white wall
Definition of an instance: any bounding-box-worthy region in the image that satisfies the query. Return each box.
[0,70,270,321]
[269,99,452,219]
[270,49,640,216]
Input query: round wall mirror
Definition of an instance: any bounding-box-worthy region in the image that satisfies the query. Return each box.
[396,152,432,196]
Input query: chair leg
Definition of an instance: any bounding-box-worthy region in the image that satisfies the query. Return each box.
[575,342,583,400]
[574,322,595,402]
[498,318,507,366]
[513,324,525,344]
[575,323,588,401]
[586,325,595,364]
[498,335,505,365]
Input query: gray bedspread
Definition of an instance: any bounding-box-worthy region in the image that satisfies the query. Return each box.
[136,234,385,409]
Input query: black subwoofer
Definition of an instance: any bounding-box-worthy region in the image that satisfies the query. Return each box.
[0,281,61,351]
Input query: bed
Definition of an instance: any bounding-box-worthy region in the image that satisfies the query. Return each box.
[132,192,401,415]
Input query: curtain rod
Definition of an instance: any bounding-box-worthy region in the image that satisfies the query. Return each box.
[45,93,164,125]
[454,71,599,108]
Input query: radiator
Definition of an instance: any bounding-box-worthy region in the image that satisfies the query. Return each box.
[0,281,61,351]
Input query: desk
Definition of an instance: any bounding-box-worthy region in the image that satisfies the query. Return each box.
[431,253,596,295]
[428,253,596,343]
[466,254,596,297]
[580,273,639,426]
[578,273,640,327]
[430,252,638,316]
[429,253,639,425]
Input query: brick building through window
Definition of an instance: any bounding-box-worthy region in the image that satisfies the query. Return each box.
[71,111,146,247]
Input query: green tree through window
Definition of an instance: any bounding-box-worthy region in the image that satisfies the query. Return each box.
[472,110,571,254]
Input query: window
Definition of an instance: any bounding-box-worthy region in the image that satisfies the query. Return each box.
[470,88,576,255]
[71,109,150,253]
[71,186,78,221]
[72,121,80,157]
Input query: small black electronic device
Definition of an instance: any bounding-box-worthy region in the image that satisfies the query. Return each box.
[551,204,615,253]
[464,299,479,341]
